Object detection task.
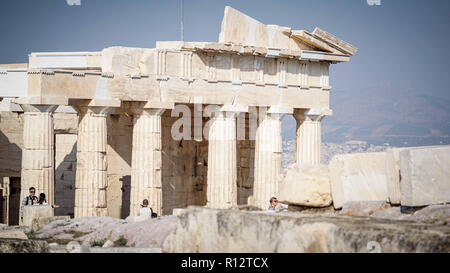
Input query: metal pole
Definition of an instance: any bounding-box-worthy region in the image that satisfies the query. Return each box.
[181,0,184,41]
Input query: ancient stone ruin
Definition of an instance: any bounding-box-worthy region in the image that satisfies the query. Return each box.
[0,6,449,254]
[0,6,357,222]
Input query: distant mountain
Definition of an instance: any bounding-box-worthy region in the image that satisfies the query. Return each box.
[282,86,450,147]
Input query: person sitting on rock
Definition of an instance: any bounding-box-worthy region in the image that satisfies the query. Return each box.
[268,197,278,211]
[20,187,38,223]
[138,199,153,217]
[37,193,59,208]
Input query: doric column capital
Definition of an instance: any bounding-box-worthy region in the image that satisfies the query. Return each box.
[14,96,68,109]
[293,108,332,122]
[74,105,112,116]
[207,104,248,120]
[220,104,248,113]
[266,105,293,121]
[122,101,174,116]
[20,104,58,113]
[71,98,121,115]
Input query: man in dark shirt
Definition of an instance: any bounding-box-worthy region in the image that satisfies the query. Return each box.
[20,187,38,222]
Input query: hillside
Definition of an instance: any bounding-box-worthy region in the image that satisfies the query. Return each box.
[282,86,450,147]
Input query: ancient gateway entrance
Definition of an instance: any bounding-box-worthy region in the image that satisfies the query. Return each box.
[0,7,356,219]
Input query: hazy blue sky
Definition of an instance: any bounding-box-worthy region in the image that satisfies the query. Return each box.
[1,0,449,99]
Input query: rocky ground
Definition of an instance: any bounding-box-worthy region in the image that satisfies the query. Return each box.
[0,215,178,253]
[1,203,449,253]
[164,204,450,253]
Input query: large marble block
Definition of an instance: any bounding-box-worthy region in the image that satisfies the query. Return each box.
[385,146,441,205]
[399,146,450,207]
[22,205,54,227]
[278,164,332,207]
[329,152,389,209]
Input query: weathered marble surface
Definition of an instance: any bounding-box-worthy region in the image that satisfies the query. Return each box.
[399,146,450,207]
[162,207,450,253]
[278,164,332,207]
[35,215,178,248]
[0,239,49,253]
[329,152,389,209]
[21,205,53,227]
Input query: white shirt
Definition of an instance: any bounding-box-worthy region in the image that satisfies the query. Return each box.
[138,207,153,216]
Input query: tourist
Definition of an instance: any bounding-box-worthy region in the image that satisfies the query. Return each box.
[268,197,278,211]
[138,199,153,217]
[37,193,60,208]
[20,187,38,222]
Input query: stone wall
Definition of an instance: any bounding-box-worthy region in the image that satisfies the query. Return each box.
[0,112,23,177]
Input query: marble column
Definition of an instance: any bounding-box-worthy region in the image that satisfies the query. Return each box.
[20,104,57,206]
[294,109,325,165]
[206,110,238,209]
[130,109,164,217]
[251,110,283,209]
[74,106,110,218]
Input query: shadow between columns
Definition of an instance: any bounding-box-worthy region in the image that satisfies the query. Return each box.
[120,175,131,219]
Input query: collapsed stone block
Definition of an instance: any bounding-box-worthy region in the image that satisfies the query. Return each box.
[329,152,389,209]
[0,230,28,240]
[31,215,70,232]
[278,164,332,207]
[21,205,54,227]
[340,201,390,217]
[125,215,151,223]
[399,146,450,207]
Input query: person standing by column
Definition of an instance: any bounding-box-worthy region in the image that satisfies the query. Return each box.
[20,187,38,223]
[138,199,154,217]
[268,197,278,211]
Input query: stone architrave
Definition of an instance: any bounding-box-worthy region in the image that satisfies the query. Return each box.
[20,104,57,207]
[74,106,111,218]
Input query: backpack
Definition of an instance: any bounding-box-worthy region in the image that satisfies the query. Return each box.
[25,196,37,205]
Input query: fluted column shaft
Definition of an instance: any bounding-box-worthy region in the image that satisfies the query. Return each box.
[130,109,164,217]
[20,105,57,207]
[74,106,110,218]
[206,111,237,209]
[294,110,324,165]
[252,111,283,209]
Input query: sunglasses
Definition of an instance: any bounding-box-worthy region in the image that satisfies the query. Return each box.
[273,200,278,203]
[30,191,35,193]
